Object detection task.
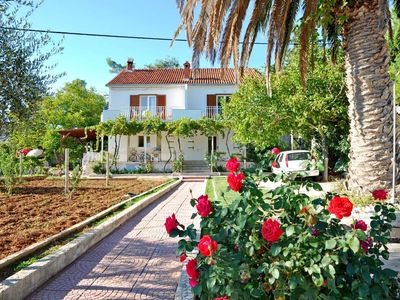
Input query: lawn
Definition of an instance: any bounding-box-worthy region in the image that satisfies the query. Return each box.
[205,176,238,206]
[0,177,165,260]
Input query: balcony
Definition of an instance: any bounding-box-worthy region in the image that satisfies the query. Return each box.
[101,106,222,122]
[204,106,222,119]
[130,106,172,121]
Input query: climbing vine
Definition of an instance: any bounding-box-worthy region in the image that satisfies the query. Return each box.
[89,116,230,171]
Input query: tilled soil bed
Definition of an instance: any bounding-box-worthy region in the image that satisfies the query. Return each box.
[0,178,165,260]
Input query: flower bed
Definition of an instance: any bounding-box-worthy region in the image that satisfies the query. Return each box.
[166,154,400,299]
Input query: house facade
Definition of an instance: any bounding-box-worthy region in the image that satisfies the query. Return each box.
[101,59,260,171]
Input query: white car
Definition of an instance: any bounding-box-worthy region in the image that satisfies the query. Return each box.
[272,150,319,177]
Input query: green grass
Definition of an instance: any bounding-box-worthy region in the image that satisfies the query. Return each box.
[206,176,238,206]
[0,178,177,281]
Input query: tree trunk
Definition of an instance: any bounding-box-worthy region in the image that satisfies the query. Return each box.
[344,0,396,192]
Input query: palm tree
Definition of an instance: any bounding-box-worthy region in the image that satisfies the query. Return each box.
[173,0,400,193]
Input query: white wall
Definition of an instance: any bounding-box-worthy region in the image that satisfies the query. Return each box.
[108,85,186,112]
[185,85,237,111]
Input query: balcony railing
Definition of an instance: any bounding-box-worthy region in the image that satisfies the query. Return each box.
[204,106,222,118]
[130,106,172,120]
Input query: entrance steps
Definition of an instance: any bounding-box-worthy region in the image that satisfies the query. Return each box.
[183,160,210,173]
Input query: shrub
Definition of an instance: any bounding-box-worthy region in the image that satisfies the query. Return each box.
[0,145,19,194]
[166,156,400,299]
[22,156,45,175]
[68,164,82,199]
[204,151,225,172]
[142,161,154,173]
[91,160,106,174]
[172,153,184,173]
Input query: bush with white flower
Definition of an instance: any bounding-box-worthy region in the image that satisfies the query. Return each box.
[165,151,400,299]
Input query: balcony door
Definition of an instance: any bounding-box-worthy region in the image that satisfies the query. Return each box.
[140,95,157,117]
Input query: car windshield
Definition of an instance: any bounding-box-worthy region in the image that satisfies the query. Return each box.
[287,152,310,161]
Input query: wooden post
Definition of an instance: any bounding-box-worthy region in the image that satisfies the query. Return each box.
[211,136,214,173]
[101,134,104,162]
[19,155,23,177]
[64,148,69,195]
[106,151,110,187]
[144,134,147,165]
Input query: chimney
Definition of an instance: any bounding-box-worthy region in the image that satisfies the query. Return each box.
[127,58,134,71]
[183,61,191,80]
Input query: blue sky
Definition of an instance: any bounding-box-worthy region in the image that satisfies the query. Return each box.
[28,0,268,94]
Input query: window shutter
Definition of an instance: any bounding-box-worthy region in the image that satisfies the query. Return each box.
[207,94,216,106]
[130,95,139,106]
[156,95,166,107]
[156,95,166,119]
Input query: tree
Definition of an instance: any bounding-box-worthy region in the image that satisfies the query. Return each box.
[106,56,180,73]
[174,0,399,193]
[12,79,106,164]
[144,56,180,69]
[389,11,400,104]
[106,57,127,74]
[0,0,61,134]
[223,46,348,175]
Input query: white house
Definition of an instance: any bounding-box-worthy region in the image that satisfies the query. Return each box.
[101,59,260,172]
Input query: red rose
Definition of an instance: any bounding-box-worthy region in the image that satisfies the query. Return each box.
[271,161,278,168]
[179,253,187,262]
[352,220,367,231]
[226,157,240,172]
[328,196,353,219]
[271,147,280,155]
[216,297,229,300]
[189,278,199,288]
[164,213,178,234]
[186,258,199,280]
[372,189,388,201]
[198,235,218,257]
[261,218,284,243]
[227,172,245,192]
[196,195,213,217]
[360,237,373,254]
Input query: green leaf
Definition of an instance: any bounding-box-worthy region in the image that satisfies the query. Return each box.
[349,236,360,253]
[250,288,264,298]
[328,264,336,277]
[271,268,280,279]
[286,225,295,237]
[355,230,366,241]
[325,239,337,250]
[271,244,281,257]
[190,198,197,207]
[321,255,331,267]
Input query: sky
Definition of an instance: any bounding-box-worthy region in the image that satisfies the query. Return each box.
[26,0,268,95]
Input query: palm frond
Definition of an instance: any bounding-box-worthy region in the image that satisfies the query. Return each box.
[395,0,400,18]
[240,0,272,69]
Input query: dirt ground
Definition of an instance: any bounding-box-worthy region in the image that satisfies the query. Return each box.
[0,177,165,260]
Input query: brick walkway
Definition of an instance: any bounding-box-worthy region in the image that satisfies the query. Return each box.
[28,181,205,300]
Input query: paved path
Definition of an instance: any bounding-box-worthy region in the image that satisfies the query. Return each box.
[29,181,205,300]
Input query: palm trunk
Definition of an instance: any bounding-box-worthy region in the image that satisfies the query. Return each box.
[344,0,396,192]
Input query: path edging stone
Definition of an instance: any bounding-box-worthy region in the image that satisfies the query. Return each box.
[0,179,181,300]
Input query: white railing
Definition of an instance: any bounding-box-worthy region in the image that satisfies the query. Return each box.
[130,106,172,120]
[204,106,222,118]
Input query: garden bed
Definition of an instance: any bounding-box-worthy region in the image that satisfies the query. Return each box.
[0,177,165,260]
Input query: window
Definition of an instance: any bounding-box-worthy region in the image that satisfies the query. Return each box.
[139,95,157,115]
[288,152,310,161]
[138,136,144,147]
[216,95,231,107]
[138,136,151,148]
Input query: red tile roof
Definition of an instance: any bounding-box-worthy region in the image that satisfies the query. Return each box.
[106,68,261,86]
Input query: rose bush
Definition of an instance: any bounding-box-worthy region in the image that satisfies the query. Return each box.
[166,156,399,299]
